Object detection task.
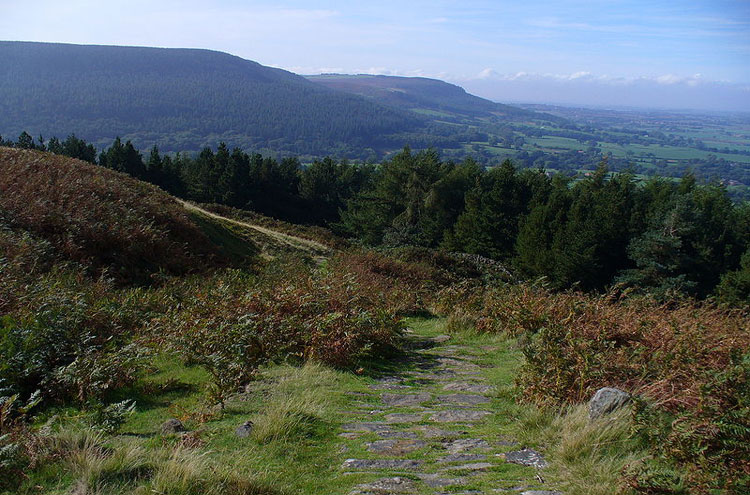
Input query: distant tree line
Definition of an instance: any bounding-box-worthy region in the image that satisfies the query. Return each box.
[2,132,748,303]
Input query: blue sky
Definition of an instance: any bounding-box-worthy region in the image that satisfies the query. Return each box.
[2,0,749,110]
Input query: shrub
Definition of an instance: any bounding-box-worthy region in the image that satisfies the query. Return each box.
[155,262,403,404]
[440,282,750,492]
[0,268,151,404]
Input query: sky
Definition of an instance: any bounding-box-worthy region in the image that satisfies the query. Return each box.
[2,0,749,111]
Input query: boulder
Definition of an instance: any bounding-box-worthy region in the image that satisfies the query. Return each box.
[588,387,631,419]
[160,418,186,435]
[503,448,548,469]
[235,421,254,437]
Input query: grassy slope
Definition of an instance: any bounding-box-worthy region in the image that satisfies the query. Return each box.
[0,41,424,153]
[0,147,246,284]
[0,148,337,279]
[21,317,638,495]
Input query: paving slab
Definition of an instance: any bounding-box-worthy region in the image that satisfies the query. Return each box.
[430,410,492,422]
[350,477,417,494]
[382,393,432,407]
[385,413,425,423]
[342,459,423,471]
[437,394,490,406]
[445,438,491,453]
[442,382,495,394]
[342,422,392,433]
[437,453,488,463]
[367,438,427,455]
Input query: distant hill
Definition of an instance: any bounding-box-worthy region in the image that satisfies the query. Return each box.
[305,74,539,122]
[0,42,426,155]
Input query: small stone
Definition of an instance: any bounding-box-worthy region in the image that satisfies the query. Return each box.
[431,410,492,422]
[588,387,631,419]
[367,439,427,455]
[234,421,253,438]
[521,492,563,495]
[503,448,548,469]
[432,335,451,343]
[350,477,416,494]
[342,459,422,470]
[160,418,186,434]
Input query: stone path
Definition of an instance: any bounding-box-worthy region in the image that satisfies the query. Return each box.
[337,332,562,495]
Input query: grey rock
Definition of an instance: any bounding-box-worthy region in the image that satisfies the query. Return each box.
[367,439,427,455]
[370,377,412,390]
[443,382,494,394]
[234,421,253,438]
[418,473,466,487]
[432,335,451,343]
[342,459,422,470]
[414,426,464,438]
[342,422,391,433]
[437,453,487,463]
[503,448,548,469]
[382,393,431,407]
[443,462,493,471]
[385,413,424,423]
[160,418,186,434]
[454,370,483,376]
[350,477,416,494]
[589,387,631,419]
[431,410,492,422]
[339,432,362,439]
[438,358,480,369]
[437,394,490,406]
[446,438,490,453]
[521,492,563,495]
[370,383,412,390]
[497,439,520,447]
[378,430,419,439]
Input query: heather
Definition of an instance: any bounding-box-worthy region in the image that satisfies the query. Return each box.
[438,283,750,492]
[1,147,748,494]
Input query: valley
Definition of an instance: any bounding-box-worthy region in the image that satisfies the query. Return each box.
[1,25,749,495]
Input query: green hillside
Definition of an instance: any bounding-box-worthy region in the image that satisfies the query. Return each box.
[0,42,425,155]
[305,74,542,122]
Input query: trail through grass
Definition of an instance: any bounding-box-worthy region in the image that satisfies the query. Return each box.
[18,317,643,495]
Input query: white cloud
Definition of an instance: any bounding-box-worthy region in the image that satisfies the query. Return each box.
[476,68,499,79]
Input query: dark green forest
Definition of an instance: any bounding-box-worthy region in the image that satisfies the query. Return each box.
[5,132,749,304]
[3,41,749,198]
[0,42,426,156]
